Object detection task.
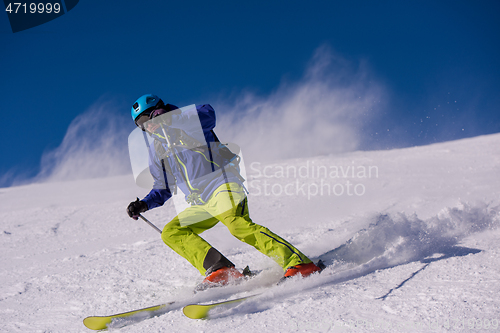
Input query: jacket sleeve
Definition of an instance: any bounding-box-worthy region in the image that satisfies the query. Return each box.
[142,188,171,210]
[169,104,216,143]
[195,104,216,135]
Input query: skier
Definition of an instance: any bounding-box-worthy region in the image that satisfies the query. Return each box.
[126,94,321,289]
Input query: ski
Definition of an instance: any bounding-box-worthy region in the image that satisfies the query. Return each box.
[183,294,258,319]
[83,266,259,329]
[83,301,176,330]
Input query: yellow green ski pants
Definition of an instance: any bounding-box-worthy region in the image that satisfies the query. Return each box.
[161,182,311,276]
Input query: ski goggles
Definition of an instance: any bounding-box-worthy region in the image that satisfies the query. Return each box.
[135,108,169,129]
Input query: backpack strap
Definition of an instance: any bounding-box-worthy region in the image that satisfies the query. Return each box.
[153,140,177,194]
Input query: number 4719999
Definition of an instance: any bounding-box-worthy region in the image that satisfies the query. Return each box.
[5,2,61,14]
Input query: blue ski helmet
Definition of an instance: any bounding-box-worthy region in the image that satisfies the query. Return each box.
[131,94,164,124]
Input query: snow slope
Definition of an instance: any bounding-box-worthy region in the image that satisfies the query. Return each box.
[1,134,499,332]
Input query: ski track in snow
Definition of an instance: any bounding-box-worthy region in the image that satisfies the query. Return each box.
[1,134,500,332]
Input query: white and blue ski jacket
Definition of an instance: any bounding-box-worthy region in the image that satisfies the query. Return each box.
[141,104,243,209]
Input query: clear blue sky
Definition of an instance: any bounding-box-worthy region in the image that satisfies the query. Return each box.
[1,1,499,187]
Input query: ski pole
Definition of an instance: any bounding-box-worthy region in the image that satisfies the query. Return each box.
[138,214,162,234]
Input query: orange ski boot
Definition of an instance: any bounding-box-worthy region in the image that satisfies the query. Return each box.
[280,261,324,283]
[196,266,245,291]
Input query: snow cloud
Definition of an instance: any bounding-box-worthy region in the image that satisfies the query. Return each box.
[37,99,133,183]
[214,45,386,163]
[325,202,500,268]
[35,45,385,184]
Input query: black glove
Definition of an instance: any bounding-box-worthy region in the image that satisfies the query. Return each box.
[127,198,148,220]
